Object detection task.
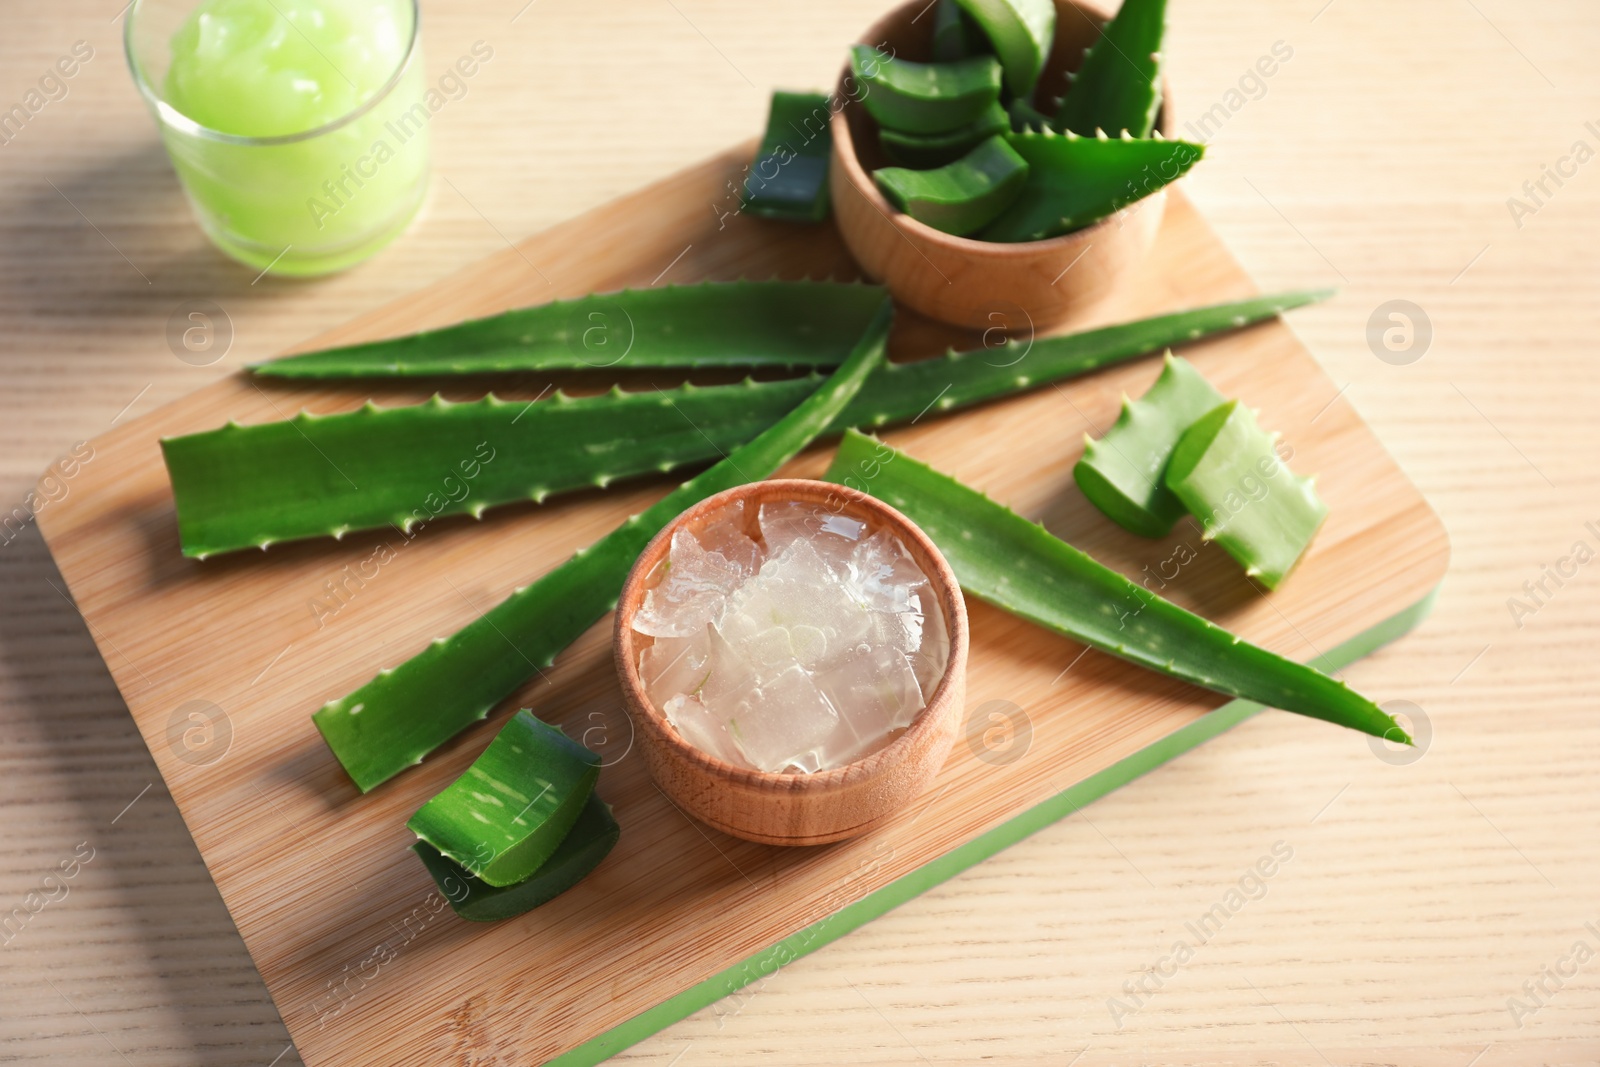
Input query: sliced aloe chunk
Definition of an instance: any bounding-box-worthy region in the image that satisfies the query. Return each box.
[850,46,1002,134]
[1007,96,1053,132]
[879,101,1008,168]
[313,301,892,792]
[873,135,1029,236]
[1165,400,1328,590]
[1053,0,1167,138]
[251,280,880,379]
[743,91,835,223]
[407,711,599,887]
[980,128,1203,242]
[932,0,988,60]
[824,430,1406,742]
[414,792,619,922]
[951,0,1056,98]
[1074,353,1224,537]
[163,290,1328,558]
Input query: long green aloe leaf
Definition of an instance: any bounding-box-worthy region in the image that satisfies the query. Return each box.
[823,430,1407,742]
[313,301,892,792]
[414,792,619,923]
[249,281,885,379]
[163,290,1328,559]
[1053,0,1167,138]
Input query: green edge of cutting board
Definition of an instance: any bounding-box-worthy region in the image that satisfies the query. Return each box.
[547,586,1439,1066]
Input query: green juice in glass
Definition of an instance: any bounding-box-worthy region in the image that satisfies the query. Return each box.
[131,0,429,275]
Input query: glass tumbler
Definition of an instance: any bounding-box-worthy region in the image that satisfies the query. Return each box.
[124,0,430,276]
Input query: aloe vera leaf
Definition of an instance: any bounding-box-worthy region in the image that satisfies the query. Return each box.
[1074,353,1225,537]
[312,302,892,792]
[980,128,1203,243]
[742,92,835,223]
[1164,400,1328,590]
[879,101,1008,168]
[823,430,1407,742]
[251,280,882,378]
[413,792,619,922]
[407,711,600,887]
[1053,0,1167,138]
[849,46,1002,135]
[951,0,1056,98]
[874,135,1029,236]
[162,290,1328,559]
[932,0,988,61]
[1007,96,1054,132]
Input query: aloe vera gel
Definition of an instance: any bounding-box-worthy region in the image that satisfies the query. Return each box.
[633,498,949,773]
[129,0,431,274]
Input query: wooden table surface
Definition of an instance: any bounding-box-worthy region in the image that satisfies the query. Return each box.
[2,1,1596,1064]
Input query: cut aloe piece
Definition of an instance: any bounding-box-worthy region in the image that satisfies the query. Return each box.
[251,280,881,378]
[1165,400,1328,590]
[879,101,1008,168]
[1074,353,1224,537]
[414,792,619,922]
[981,129,1203,242]
[932,0,988,60]
[163,290,1328,558]
[743,92,835,223]
[824,431,1405,742]
[1053,0,1166,138]
[1007,96,1053,132]
[951,0,1056,98]
[313,301,892,792]
[407,711,600,887]
[849,46,1002,134]
[873,135,1029,236]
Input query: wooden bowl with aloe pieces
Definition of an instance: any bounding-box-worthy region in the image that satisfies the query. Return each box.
[614,478,970,847]
[831,0,1188,331]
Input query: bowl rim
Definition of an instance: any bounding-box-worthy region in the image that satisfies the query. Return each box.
[614,477,970,794]
[830,0,1176,257]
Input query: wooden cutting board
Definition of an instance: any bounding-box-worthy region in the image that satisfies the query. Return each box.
[34,145,1449,1067]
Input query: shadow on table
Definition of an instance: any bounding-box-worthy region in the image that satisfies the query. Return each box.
[0,525,304,1067]
[0,140,330,376]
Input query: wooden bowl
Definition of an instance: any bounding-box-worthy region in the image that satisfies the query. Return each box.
[614,479,970,846]
[830,0,1175,331]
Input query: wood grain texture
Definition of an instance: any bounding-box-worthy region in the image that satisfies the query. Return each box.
[30,145,1445,1066]
[1,1,1597,1065]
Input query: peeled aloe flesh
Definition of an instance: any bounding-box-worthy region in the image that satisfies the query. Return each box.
[162,290,1327,559]
[879,101,1009,169]
[873,135,1030,237]
[824,431,1406,743]
[1074,353,1224,537]
[980,129,1203,243]
[313,301,891,792]
[849,46,1002,135]
[406,711,599,887]
[250,280,883,378]
[1165,400,1328,590]
[1053,0,1166,138]
[951,0,1056,98]
[743,92,835,223]
[414,792,619,922]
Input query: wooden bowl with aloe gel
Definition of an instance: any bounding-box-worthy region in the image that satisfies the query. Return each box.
[615,479,969,847]
[831,0,1176,331]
